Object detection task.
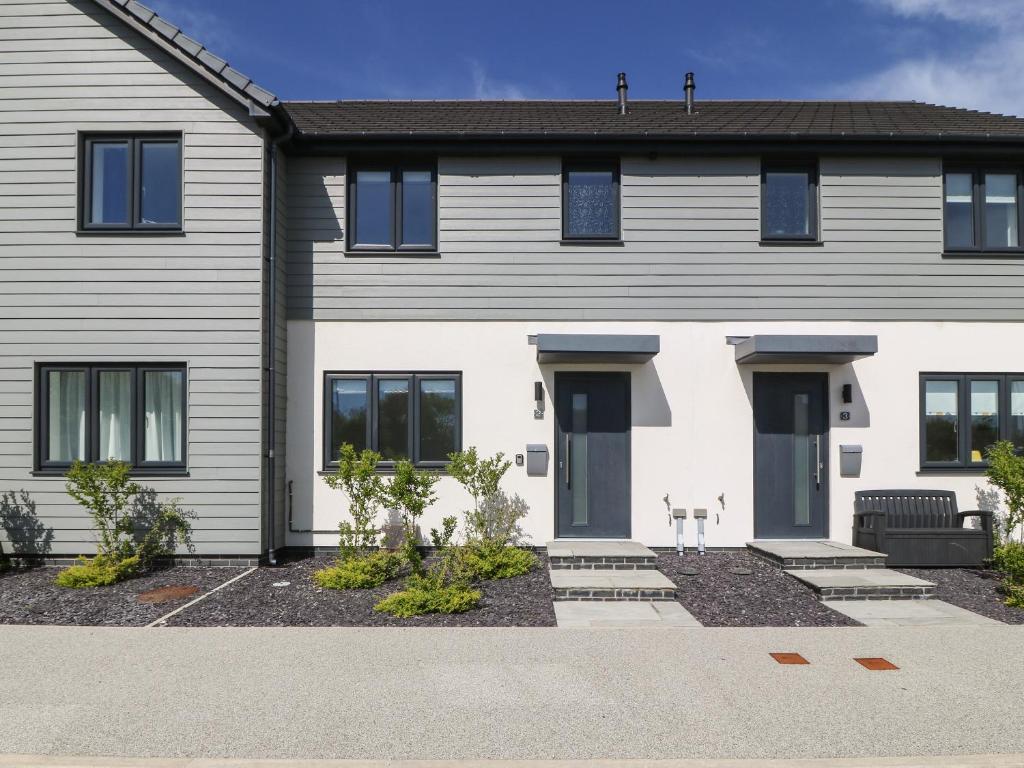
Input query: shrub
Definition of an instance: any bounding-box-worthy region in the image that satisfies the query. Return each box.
[323,445,386,559]
[312,550,403,590]
[992,542,1024,584]
[447,447,513,543]
[460,540,537,581]
[383,459,439,577]
[984,441,1024,544]
[1004,583,1024,609]
[55,554,140,589]
[374,575,481,618]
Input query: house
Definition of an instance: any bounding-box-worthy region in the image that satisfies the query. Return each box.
[2,0,1023,564]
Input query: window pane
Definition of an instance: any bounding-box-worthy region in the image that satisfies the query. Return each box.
[793,393,810,526]
[89,142,129,225]
[98,370,132,461]
[924,380,959,462]
[418,379,456,461]
[47,370,86,463]
[570,392,588,525]
[984,173,1019,248]
[1010,380,1024,450]
[565,169,617,237]
[764,171,810,236]
[143,370,183,463]
[970,380,999,463]
[401,170,435,246]
[377,379,409,460]
[354,170,393,246]
[139,141,180,225]
[945,172,974,248]
[330,379,368,458]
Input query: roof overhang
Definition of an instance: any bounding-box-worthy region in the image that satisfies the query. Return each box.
[731,334,878,365]
[531,334,660,364]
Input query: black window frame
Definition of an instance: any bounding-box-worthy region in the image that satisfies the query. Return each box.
[323,371,462,470]
[760,160,819,243]
[942,162,1024,255]
[561,158,622,242]
[919,372,1024,471]
[79,133,183,233]
[35,362,187,475]
[346,160,438,253]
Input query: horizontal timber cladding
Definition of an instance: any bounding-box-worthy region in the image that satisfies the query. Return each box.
[286,154,1024,321]
[0,0,267,556]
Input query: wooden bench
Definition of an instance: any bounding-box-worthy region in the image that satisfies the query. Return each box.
[853,490,994,567]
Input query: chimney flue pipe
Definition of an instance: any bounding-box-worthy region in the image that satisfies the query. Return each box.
[617,72,628,115]
[684,71,695,114]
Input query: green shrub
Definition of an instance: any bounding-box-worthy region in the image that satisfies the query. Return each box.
[323,445,387,560]
[312,550,402,590]
[374,575,481,617]
[382,459,439,578]
[1004,583,1024,609]
[460,541,537,581]
[985,441,1024,544]
[992,542,1024,584]
[55,554,140,589]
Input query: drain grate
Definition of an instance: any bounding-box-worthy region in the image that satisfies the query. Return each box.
[137,585,200,604]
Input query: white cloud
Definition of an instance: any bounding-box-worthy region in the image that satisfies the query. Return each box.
[837,0,1024,116]
[467,59,527,100]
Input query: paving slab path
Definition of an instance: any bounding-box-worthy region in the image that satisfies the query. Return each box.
[1,625,1023,761]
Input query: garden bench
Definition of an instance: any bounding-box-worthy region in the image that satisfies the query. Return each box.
[853,489,993,567]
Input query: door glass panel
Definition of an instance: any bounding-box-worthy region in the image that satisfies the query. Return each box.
[970,380,999,463]
[793,393,811,526]
[570,392,588,525]
[98,370,132,461]
[984,173,1018,248]
[924,380,959,462]
[330,378,368,457]
[1010,380,1024,451]
[944,172,974,248]
[377,378,409,460]
[47,370,86,463]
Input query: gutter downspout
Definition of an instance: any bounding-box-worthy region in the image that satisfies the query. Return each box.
[267,119,293,566]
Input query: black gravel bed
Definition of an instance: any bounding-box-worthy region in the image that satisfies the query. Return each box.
[0,565,247,626]
[165,553,556,627]
[658,552,861,627]
[896,567,1024,625]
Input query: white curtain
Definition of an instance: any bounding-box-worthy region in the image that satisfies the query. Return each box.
[144,371,183,462]
[48,371,85,462]
[99,371,132,461]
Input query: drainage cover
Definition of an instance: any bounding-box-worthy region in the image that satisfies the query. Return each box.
[678,567,699,576]
[137,585,200,604]
[271,581,290,588]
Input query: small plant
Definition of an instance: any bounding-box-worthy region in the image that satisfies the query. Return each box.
[312,550,403,590]
[460,540,537,581]
[992,541,1024,584]
[383,459,439,577]
[56,461,192,588]
[322,445,386,559]
[985,441,1024,545]
[447,447,512,543]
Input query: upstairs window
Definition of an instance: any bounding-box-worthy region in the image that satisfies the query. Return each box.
[562,159,620,240]
[943,165,1023,253]
[761,161,818,241]
[347,162,437,252]
[80,134,181,231]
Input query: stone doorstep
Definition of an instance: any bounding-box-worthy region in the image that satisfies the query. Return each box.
[554,601,701,627]
[784,567,936,602]
[747,539,887,570]
[548,567,677,602]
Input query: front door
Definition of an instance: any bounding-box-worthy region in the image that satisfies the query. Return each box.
[753,373,829,539]
[555,373,630,538]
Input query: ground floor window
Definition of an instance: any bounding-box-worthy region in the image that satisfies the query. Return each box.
[36,363,186,473]
[323,372,461,469]
[920,373,1024,469]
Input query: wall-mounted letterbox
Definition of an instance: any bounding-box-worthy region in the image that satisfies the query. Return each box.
[526,444,548,476]
[839,444,863,477]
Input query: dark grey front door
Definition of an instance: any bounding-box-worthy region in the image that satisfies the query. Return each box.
[754,373,829,539]
[555,373,630,538]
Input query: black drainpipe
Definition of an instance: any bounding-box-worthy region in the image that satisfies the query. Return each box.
[266,120,293,566]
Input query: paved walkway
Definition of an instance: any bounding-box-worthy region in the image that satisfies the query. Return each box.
[554,600,701,627]
[1,625,1023,761]
[825,599,1003,626]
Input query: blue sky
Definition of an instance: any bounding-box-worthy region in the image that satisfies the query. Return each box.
[148,0,1024,116]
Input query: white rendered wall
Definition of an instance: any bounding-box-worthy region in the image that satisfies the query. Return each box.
[286,321,1021,549]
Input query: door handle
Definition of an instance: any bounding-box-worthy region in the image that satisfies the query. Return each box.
[565,433,571,488]
[814,435,821,489]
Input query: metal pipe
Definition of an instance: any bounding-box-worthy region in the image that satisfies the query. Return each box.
[287,479,337,535]
[697,518,705,555]
[684,72,695,115]
[616,72,628,116]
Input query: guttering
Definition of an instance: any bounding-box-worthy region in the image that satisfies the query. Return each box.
[266,119,293,566]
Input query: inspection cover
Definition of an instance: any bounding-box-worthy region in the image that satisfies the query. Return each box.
[137,585,200,604]
[855,657,899,670]
[770,652,809,665]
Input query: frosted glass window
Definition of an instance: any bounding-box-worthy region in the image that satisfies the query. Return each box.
[793,393,811,526]
[377,379,409,461]
[401,170,435,246]
[354,170,393,246]
[418,378,456,462]
[984,173,1018,248]
[924,380,959,462]
[88,142,129,225]
[570,393,589,525]
[330,379,368,457]
[970,380,999,463]
[944,172,974,248]
[564,165,618,238]
[143,370,183,463]
[47,370,86,463]
[139,141,181,225]
[98,370,132,461]
[764,170,812,237]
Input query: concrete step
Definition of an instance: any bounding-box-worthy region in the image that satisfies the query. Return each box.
[747,539,887,570]
[785,568,936,601]
[549,568,677,601]
[546,540,657,570]
[554,601,701,627]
